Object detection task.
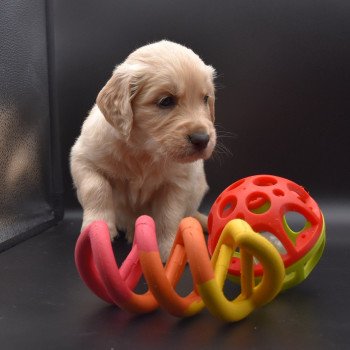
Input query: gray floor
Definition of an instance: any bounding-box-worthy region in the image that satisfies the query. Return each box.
[0,204,349,350]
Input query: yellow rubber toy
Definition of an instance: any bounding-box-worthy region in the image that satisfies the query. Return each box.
[197,219,285,322]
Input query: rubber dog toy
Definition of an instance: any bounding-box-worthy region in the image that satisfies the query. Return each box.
[207,175,326,290]
[75,215,284,321]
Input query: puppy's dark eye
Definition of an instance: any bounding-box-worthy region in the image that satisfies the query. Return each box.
[158,96,176,109]
[204,95,209,104]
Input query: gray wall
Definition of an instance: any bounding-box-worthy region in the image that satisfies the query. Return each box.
[53,0,350,207]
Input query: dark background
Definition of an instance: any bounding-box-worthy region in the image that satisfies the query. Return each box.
[53,0,350,208]
[1,0,350,349]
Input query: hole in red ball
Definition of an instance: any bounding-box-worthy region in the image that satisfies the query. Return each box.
[253,176,277,187]
[246,192,271,214]
[227,179,245,192]
[219,196,237,218]
[284,211,308,233]
[273,189,284,197]
[287,182,310,203]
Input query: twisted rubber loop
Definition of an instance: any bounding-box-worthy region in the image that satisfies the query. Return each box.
[75,216,285,321]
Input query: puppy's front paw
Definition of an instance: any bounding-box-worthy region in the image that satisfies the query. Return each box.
[108,224,119,241]
[158,240,173,263]
[194,212,208,233]
[82,218,118,241]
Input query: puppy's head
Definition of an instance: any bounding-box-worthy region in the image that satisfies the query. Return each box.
[97,40,216,163]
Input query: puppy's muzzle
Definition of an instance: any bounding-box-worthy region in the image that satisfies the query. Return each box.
[188,133,210,151]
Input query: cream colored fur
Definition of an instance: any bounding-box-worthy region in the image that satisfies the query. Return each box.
[70,40,216,260]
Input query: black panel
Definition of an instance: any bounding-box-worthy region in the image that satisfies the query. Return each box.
[0,0,63,250]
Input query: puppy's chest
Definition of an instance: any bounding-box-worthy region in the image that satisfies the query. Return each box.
[111,166,173,208]
[127,175,161,206]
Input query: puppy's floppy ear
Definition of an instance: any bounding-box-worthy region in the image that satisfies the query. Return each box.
[207,65,216,122]
[96,63,139,139]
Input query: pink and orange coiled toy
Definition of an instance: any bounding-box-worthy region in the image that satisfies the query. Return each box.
[75,175,326,322]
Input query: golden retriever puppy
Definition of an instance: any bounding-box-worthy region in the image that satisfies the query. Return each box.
[70,40,216,260]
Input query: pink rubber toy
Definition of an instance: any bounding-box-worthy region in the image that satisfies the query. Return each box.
[75,219,158,313]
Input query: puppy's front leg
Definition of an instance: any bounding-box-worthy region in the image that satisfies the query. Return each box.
[70,156,117,239]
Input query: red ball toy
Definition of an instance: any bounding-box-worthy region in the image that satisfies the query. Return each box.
[207,175,326,290]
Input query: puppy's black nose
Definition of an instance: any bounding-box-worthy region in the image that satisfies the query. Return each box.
[188,133,210,150]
